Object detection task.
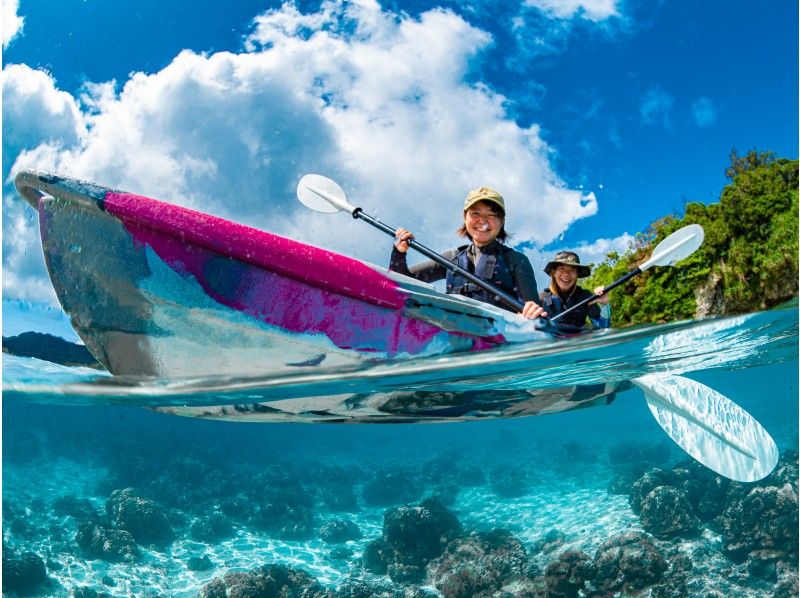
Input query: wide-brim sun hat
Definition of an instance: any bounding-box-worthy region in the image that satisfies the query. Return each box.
[464,187,505,214]
[544,251,591,278]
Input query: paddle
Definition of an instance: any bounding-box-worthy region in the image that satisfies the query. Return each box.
[296,174,526,312]
[550,223,705,323]
[632,374,778,482]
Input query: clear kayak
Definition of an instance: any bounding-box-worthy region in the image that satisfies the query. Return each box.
[16,170,560,379]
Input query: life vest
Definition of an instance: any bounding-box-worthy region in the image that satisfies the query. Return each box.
[445,244,519,311]
[540,287,596,328]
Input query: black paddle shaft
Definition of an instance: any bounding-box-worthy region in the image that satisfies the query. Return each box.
[550,267,642,322]
[352,208,526,312]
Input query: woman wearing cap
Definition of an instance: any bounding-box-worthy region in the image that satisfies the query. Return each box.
[540,251,610,329]
[389,187,547,319]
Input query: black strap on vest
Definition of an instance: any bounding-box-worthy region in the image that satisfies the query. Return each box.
[541,288,593,328]
[445,245,518,311]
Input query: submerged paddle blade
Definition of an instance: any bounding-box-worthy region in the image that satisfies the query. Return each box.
[640,224,704,270]
[633,374,778,482]
[297,174,356,214]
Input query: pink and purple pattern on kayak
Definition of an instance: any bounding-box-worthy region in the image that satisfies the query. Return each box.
[104,192,498,355]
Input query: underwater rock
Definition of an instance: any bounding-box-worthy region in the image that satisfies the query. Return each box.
[6,516,42,542]
[607,461,650,496]
[187,554,214,572]
[717,482,799,562]
[75,521,140,562]
[744,549,783,582]
[362,538,393,575]
[362,470,422,507]
[199,564,327,598]
[381,496,463,584]
[592,531,668,594]
[52,495,102,522]
[630,461,733,525]
[190,512,235,543]
[774,560,800,598]
[488,466,531,498]
[46,558,63,572]
[650,553,693,598]
[430,529,528,597]
[320,518,362,543]
[628,468,672,514]
[199,577,227,598]
[106,488,175,546]
[542,550,595,598]
[252,486,316,540]
[1,548,53,597]
[101,575,116,587]
[664,460,731,522]
[531,529,567,556]
[219,492,256,520]
[333,576,436,597]
[639,486,700,539]
[764,449,800,490]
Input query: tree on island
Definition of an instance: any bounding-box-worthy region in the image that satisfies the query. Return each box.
[584,150,798,326]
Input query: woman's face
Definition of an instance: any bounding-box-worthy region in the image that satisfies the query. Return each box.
[464,201,503,246]
[554,264,578,292]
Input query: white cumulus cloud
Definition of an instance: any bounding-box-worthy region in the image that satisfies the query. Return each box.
[4,0,598,304]
[525,0,620,22]
[2,64,86,176]
[2,64,88,303]
[2,0,24,48]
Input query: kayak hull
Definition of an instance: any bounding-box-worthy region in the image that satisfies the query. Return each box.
[152,382,630,423]
[16,171,540,377]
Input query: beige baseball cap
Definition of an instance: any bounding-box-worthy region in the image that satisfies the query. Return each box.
[463,186,505,213]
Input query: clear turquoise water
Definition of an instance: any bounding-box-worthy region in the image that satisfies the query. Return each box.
[2,306,797,596]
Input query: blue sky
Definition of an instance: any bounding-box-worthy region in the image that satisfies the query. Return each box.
[2,0,797,333]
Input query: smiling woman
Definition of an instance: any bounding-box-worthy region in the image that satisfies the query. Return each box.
[540,250,611,329]
[389,186,546,318]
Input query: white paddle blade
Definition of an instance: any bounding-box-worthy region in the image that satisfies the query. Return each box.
[297,174,356,214]
[640,224,704,270]
[633,374,778,482]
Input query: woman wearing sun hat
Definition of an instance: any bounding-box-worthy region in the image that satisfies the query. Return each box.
[389,186,547,319]
[540,251,610,329]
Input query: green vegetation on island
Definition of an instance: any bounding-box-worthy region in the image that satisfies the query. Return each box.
[584,150,799,326]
